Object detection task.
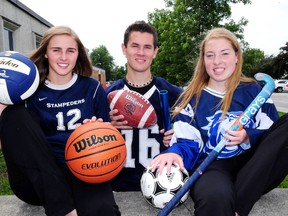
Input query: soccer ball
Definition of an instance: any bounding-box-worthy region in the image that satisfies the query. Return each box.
[140,163,190,209]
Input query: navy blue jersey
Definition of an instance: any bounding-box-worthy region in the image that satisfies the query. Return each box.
[166,83,279,170]
[105,77,182,191]
[27,74,109,163]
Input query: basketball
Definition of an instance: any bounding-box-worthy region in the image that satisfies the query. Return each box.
[0,51,39,105]
[65,122,126,184]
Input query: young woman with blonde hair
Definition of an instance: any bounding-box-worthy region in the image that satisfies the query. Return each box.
[151,27,288,216]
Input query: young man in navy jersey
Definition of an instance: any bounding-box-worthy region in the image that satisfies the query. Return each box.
[106,21,183,191]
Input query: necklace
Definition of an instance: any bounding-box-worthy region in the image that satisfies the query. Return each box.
[126,76,153,88]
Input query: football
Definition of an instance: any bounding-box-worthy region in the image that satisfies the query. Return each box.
[0,51,39,105]
[140,163,190,209]
[107,89,157,128]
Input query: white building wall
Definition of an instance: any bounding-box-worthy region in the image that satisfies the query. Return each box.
[0,0,53,55]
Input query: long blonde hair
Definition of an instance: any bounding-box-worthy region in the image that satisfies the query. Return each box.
[172,27,256,119]
[30,26,92,85]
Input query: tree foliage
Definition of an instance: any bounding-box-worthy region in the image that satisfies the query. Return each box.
[113,65,126,81]
[242,48,265,77]
[252,55,275,78]
[148,0,251,86]
[89,45,115,81]
[243,42,288,80]
[272,42,288,78]
[88,0,288,83]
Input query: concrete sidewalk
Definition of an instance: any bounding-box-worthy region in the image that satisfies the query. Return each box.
[0,189,288,215]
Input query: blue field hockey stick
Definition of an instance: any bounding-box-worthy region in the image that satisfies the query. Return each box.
[157,73,275,216]
[159,90,172,131]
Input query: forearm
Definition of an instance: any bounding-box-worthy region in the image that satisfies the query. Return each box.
[166,138,200,170]
[0,103,7,115]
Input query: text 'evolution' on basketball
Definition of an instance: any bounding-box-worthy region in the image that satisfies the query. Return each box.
[81,153,122,170]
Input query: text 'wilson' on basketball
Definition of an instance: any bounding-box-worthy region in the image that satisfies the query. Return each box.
[73,134,118,153]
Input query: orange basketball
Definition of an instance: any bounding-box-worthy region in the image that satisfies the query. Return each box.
[65,122,126,184]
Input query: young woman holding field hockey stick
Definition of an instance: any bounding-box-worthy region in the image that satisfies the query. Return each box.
[150,27,288,216]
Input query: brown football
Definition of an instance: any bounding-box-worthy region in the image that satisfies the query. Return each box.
[107,89,157,128]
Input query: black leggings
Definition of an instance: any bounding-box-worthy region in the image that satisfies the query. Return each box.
[0,104,121,216]
[190,114,288,216]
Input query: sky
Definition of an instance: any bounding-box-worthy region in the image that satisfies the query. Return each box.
[19,0,288,67]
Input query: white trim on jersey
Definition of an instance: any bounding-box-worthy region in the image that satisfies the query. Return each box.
[45,73,78,90]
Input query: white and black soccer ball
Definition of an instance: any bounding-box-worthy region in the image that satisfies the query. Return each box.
[0,51,39,105]
[140,163,190,209]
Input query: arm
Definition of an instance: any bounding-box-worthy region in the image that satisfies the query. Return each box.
[150,111,204,173]
[150,137,201,174]
[223,81,278,149]
[245,100,279,146]
[225,99,279,148]
[0,103,7,115]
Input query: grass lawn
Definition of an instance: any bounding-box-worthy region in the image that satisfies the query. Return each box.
[0,113,287,194]
[0,152,13,195]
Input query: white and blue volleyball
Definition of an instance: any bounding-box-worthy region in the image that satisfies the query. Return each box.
[0,51,39,105]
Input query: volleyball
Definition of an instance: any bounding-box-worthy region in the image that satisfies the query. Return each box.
[0,51,39,105]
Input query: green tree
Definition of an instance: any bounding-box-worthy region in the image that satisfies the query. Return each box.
[148,0,251,86]
[112,65,126,81]
[248,42,288,80]
[251,55,275,78]
[273,42,288,79]
[242,48,265,77]
[89,45,115,81]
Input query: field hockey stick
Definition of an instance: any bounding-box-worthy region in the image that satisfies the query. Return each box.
[159,90,172,131]
[157,72,275,216]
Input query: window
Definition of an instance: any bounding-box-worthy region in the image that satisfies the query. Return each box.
[34,33,42,48]
[4,28,14,50]
[3,19,20,51]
